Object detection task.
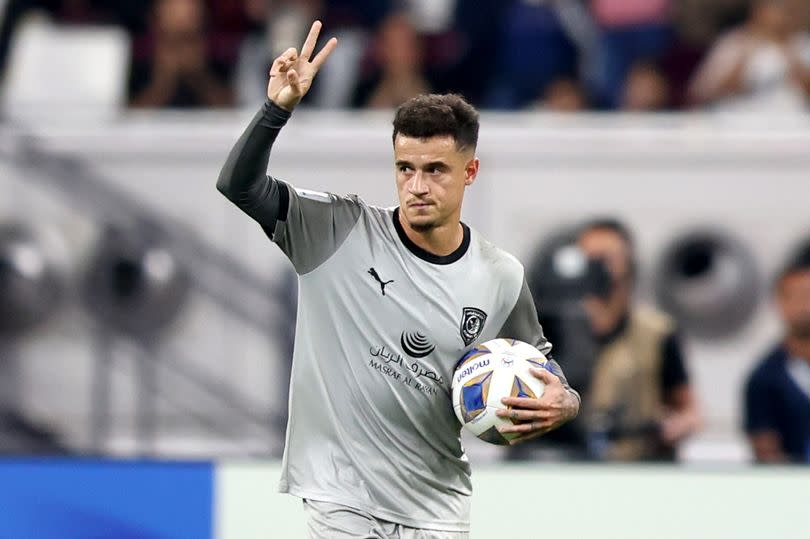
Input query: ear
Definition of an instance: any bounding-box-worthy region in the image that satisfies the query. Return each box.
[464,158,480,186]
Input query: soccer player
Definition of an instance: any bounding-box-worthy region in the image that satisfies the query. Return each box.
[217,21,580,538]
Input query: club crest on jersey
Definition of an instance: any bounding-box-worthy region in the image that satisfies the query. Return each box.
[460,307,487,346]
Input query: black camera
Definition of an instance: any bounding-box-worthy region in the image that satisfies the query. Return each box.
[534,249,613,305]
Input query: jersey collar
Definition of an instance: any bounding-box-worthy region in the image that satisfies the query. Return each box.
[392,208,470,265]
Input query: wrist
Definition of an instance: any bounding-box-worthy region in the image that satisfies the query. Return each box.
[263,100,293,125]
[268,98,295,113]
[565,390,581,420]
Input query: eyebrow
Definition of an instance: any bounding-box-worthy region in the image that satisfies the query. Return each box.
[425,161,450,171]
[395,160,450,171]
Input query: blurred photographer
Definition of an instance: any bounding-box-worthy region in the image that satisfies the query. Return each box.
[577,219,700,461]
[522,218,700,462]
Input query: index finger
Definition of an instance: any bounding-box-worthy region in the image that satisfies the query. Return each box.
[530,367,560,384]
[300,20,322,61]
[311,37,338,69]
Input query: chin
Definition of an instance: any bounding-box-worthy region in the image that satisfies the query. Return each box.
[405,215,436,232]
[792,322,810,340]
[403,208,436,229]
[410,221,437,233]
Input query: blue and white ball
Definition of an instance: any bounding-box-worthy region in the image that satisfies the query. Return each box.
[452,338,549,445]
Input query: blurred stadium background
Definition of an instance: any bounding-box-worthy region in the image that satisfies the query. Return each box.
[1,0,809,537]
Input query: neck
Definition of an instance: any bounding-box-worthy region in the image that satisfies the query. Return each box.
[786,336,810,362]
[398,210,463,257]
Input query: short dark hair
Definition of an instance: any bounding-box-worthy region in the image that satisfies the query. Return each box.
[392,94,479,152]
[578,217,637,279]
[776,240,810,288]
[579,218,635,251]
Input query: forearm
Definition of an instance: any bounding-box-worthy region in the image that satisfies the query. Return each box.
[713,63,748,99]
[666,405,700,440]
[661,385,701,444]
[689,53,749,105]
[216,101,291,225]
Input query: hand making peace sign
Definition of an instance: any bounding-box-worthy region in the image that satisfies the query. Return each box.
[267,20,338,111]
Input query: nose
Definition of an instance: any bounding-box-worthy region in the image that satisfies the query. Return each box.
[408,171,429,196]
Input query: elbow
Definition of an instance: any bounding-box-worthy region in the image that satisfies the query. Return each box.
[216,170,235,201]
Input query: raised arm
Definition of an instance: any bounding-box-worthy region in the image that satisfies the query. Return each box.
[216,21,337,231]
[687,32,752,107]
[217,23,361,275]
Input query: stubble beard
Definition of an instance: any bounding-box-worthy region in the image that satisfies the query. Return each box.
[405,206,441,233]
[410,221,437,233]
[790,319,810,341]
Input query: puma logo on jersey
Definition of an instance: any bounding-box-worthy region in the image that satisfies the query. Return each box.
[368,268,394,296]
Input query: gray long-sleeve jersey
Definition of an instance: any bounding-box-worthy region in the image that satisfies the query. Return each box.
[217,102,578,531]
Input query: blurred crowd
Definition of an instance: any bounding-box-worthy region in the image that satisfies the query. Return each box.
[1,0,810,111]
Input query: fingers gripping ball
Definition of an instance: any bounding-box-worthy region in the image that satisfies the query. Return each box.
[452,339,550,445]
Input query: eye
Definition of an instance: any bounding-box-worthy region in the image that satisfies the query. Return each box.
[398,165,413,173]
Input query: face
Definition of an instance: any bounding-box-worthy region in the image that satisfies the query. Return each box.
[156,0,204,37]
[578,228,633,285]
[394,135,478,232]
[777,270,810,339]
[544,79,586,112]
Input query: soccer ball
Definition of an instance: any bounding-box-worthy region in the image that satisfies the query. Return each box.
[452,338,549,445]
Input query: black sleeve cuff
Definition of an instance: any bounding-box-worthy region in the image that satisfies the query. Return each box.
[262,100,293,127]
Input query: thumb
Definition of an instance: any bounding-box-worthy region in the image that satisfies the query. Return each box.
[530,366,559,385]
[287,69,302,95]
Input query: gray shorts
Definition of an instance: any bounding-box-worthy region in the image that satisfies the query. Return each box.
[303,499,469,539]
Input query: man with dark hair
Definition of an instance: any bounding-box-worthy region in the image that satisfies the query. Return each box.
[216,21,579,537]
[392,94,479,151]
[744,244,810,463]
[576,218,700,461]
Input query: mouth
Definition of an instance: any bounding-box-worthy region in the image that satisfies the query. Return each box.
[408,201,434,210]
